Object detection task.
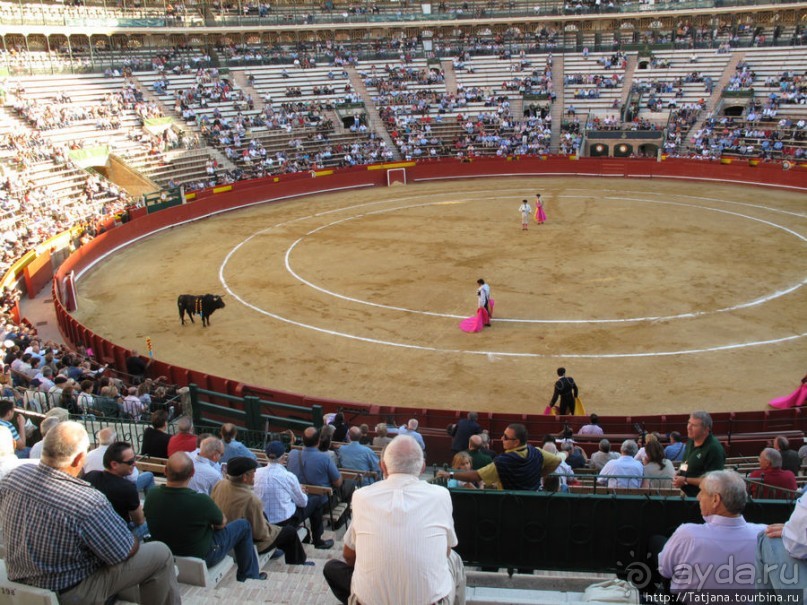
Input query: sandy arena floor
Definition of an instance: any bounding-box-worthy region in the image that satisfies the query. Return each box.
[72,176,807,416]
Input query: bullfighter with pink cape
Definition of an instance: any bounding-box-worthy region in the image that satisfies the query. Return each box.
[460,280,494,333]
[768,373,807,409]
[534,193,547,224]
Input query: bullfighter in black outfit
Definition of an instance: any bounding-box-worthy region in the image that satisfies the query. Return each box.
[550,367,578,416]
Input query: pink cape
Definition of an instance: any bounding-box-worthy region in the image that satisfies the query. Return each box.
[459,298,495,333]
[768,384,807,409]
[460,306,490,333]
[535,205,547,223]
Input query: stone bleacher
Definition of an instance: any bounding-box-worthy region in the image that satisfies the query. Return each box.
[632,49,730,125]
[0,46,801,215]
[562,50,628,124]
[8,74,148,154]
[0,0,203,27]
[205,64,385,173]
[719,47,807,160]
[236,63,358,107]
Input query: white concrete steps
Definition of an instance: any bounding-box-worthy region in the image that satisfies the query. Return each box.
[620,53,638,109]
[346,65,399,161]
[442,58,459,95]
[550,55,565,152]
[465,570,626,605]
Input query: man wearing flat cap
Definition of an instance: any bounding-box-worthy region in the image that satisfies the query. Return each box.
[211,456,311,565]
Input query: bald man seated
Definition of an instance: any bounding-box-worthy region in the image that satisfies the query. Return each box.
[144,452,267,582]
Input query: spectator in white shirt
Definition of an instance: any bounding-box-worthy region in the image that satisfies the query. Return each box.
[659,470,766,593]
[323,435,465,605]
[122,387,146,420]
[542,442,574,489]
[83,427,117,474]
[597,440,644,489]
[0,426,29,480]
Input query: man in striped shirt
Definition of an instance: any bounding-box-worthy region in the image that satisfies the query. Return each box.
[0,421,180,604]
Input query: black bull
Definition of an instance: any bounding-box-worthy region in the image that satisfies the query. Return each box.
[177,294,225,327]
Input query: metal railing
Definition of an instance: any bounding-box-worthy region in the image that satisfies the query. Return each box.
[0,0,805,30]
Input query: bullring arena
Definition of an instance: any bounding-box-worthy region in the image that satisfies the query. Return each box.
[3,0,807,602]
[73,170,807,416]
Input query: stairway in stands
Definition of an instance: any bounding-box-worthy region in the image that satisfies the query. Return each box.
[346,66,401,161]
[620,53,639,109]
[680,50,746,155]
[442,58,459,94]
[230,69,267,114]
[549,55,565,153]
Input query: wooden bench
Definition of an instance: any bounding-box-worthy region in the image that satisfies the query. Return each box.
[136,456,167,476]
[340,468,379,482]
[300,483,352,530]
[613,487,685,497]
[248,449,270,464]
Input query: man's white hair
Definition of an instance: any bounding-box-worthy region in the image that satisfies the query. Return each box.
[761,447,782,468]
[96,427,117,446]
[700,470,747,514]
[383,435,423,476]
[39,416,63,437]
[621,440,639,457]
[42,421,90,469]
[407,418,419,430]
[200,437,224,458]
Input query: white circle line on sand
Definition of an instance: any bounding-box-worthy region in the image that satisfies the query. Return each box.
[565,189,807,219]
[272,194,807,324]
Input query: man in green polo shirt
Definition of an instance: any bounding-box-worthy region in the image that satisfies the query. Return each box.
[672,411,725,497]
[144,452,266,582]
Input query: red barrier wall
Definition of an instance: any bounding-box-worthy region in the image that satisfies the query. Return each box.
[24,249,53,299]
[51,158,807,454]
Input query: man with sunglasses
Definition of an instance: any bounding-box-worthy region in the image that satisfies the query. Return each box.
[438,423,562,490]
[86,440,149,540]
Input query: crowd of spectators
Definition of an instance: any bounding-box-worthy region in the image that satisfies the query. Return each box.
[3,332,178,426]
[726,61,756,92]
[0,43,801,291]
[0,76,190,278]
[664,104,702,156]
